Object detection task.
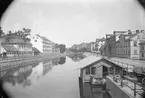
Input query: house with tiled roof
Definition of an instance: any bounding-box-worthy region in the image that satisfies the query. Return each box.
[0,34,33,57]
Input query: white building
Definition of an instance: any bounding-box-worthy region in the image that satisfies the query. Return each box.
[31,34,53,54]
[95,38,105,53]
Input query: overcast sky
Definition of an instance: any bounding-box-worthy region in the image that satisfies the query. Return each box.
[1,0,145,47]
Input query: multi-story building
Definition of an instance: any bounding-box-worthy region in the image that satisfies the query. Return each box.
[139,41,145,60]
[31,34,53,54]
[115,30,145,59]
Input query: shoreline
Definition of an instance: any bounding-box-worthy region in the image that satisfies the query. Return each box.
[0,53,65,71]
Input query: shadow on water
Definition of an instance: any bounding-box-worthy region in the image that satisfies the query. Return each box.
[78,77,112,98]
[67,52,86,62]
[58,56,66,65]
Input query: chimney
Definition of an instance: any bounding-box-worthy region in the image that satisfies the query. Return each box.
[136,30,140,33]
[128,30,132,34]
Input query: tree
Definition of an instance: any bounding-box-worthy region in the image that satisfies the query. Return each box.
[0,27,5,37]
[8,30,12,35]
[22,28,31,36]
[58,44,66,53]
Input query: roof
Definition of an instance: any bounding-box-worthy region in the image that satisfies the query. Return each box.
[36,34,52,42]
[81,58,123,70]
[32,47,41,53]
[1,44,18,52]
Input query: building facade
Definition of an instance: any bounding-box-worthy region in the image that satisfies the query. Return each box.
[114,30,145,59]
[1,35,33,57]
[139,41,145,60]
[31,34,53,54]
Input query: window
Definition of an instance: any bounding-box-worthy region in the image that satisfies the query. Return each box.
[141,45,144,50]
[86,67,90,75]
[134,50,137,55]
[91,67,96,75]
[142,53,144,57]
[134,41,137,46]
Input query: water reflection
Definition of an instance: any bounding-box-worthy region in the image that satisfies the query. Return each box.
[67,53,86,62]
[1,57,65,87]
[58,57,66,65]
[79,78,111,98]
[2,65,33,87]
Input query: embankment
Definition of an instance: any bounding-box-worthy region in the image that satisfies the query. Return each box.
[0,53,65,71]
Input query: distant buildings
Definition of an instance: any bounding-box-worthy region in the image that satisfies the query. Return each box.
[99,30,145,60]
[0,32,60,58]
[69,42,95,52]
[31,34,53,54]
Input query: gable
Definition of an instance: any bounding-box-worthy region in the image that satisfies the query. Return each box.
[91,61,112,68]
[81,58,113,70]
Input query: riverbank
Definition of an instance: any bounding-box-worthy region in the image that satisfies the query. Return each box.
[0,53,65,71]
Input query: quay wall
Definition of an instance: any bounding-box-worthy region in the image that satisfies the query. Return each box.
[0,53,65,71]
[106,76,133,98]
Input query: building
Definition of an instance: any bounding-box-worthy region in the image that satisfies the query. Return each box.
[31,34,53,54]
[80,58,122,84]
[85,42,95,52]
[104,34,116,57]
[139,41,145,60]
[1,35,33,57]
[116,30,145,59]
[32,47,41,55]
[95,37,106,53]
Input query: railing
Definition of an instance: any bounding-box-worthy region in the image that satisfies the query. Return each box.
[110,74,145,97]
[107,59,135,73]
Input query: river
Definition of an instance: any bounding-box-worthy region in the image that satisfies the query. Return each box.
[1,55,111,98]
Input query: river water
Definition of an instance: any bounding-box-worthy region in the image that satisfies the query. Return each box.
[1,55,111,98]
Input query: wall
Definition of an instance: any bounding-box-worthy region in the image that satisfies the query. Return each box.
[106,76,133,98]
[31,36,43,53]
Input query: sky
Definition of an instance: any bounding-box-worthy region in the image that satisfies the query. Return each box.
[1,0,145,47]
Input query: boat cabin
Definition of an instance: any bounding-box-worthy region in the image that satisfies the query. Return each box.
[80,58,122,83]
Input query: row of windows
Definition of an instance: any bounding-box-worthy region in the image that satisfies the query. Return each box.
[43,49,52,52]
[7,51,32,54]
[43,45,52,49]
[116,42,130,48]
[116,49,130,55]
